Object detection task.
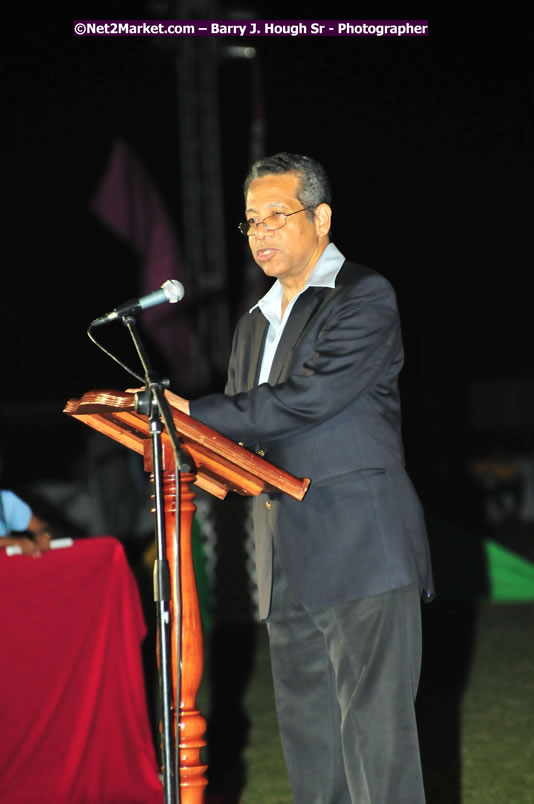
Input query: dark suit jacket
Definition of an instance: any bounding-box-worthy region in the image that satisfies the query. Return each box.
[191,260,434,618]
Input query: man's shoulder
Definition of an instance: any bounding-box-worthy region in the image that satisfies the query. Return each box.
[336,259,392,290]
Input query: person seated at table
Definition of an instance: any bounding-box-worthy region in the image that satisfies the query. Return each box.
[0,488,53,556]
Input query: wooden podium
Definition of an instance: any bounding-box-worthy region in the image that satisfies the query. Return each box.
[64,389,310,803]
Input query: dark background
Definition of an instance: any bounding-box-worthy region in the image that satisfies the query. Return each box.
[2,10,532,801]
[2,6,532,485]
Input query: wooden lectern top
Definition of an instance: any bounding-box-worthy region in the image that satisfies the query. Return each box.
[64,389,310,501]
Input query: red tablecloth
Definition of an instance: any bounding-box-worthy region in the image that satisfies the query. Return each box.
[0,536,163,803]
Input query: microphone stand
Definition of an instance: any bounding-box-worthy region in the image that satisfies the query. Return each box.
[121,314,193,804]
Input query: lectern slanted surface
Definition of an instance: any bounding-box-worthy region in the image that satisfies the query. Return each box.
[64,389,310,500]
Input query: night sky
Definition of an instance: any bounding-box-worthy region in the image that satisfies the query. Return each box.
[2,7,532,485]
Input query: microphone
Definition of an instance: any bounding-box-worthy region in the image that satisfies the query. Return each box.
[90,279,185,326]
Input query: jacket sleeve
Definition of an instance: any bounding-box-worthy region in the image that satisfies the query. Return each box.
[190,271,402,447]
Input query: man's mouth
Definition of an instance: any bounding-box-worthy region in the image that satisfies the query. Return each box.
[255,248,278,261]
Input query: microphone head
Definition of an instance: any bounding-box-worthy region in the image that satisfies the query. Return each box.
[162,279,185,303]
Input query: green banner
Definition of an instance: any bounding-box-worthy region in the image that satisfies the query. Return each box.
[486,539,534,602]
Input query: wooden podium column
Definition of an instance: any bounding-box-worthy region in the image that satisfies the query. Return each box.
[146,441,207,803]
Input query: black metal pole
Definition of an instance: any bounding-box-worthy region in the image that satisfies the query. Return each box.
[121,315,193,804]
[149,398,176,804]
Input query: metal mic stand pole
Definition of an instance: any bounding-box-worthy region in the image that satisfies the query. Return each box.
[121,314,192,804]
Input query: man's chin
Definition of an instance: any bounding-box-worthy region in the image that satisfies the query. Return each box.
[256,259,282,277]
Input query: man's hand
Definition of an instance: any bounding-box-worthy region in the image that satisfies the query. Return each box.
[28,514,52,553]
[19,537,43,556]
[2,536,44,557]
[33,529,52,553]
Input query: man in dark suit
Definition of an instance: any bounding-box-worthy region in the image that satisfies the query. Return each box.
[166,152,434,803]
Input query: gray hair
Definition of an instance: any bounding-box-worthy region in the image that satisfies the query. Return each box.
[243,152,332,219]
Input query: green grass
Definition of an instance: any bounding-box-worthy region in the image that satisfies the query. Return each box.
[198,602,534,803]
[240,629,292,803]
[461,603,534,804]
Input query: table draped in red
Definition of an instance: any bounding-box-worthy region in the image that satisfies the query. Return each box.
[0,536,163,804]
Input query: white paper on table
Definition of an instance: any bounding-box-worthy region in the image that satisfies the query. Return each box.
[4,538,74,556]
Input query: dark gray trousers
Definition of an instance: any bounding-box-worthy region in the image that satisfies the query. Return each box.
[265,554,426,804]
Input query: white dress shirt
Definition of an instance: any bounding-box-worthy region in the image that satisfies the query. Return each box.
[251,242,346,385]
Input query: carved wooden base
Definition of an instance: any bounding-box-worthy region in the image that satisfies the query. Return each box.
[160,471,208,802]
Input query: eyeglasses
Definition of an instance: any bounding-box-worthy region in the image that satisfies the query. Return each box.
[238,206,316,237]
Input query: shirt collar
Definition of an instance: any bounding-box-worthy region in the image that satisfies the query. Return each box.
[249,242,346,315]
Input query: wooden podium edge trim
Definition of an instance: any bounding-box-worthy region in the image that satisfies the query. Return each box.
[64,390,310,501]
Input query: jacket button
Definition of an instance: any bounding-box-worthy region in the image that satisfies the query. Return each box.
[258,449,265,457]
[265,500,271,510]
[238,442,244,446]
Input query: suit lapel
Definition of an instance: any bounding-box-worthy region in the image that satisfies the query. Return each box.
[266,260,359,385]
[247,310,269,390]
[250,260,358,387]
[268,286,327,384]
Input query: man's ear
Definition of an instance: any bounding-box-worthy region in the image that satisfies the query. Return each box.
[314,203,332,237]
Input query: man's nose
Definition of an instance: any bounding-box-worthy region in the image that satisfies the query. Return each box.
[254,222,273,240]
